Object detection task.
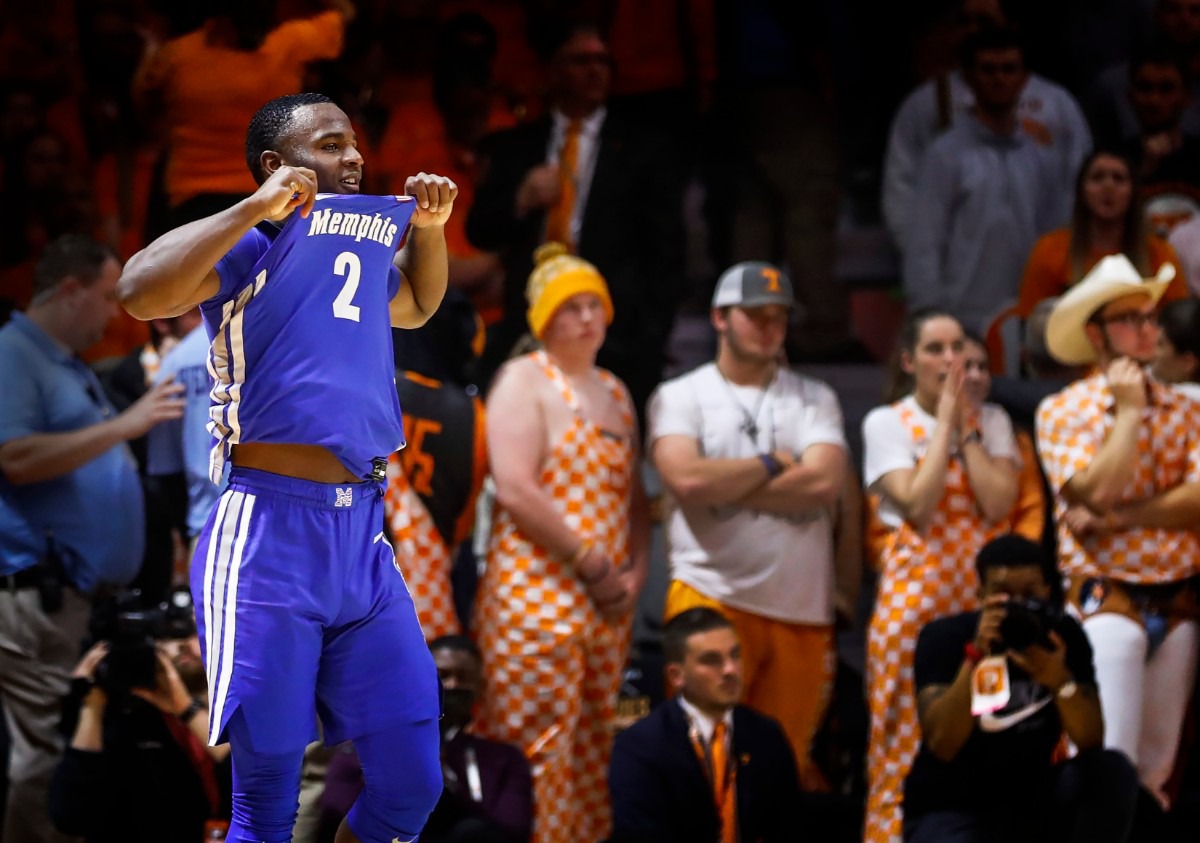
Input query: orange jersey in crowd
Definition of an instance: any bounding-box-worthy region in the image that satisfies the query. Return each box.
[1016,229,1186,319]
[134,11,345,207]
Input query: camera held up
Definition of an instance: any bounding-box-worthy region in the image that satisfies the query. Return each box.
[997,597,1061,651]
[90,587,196,696]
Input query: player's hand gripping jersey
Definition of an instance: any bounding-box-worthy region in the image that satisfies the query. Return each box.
[201,194,416,481]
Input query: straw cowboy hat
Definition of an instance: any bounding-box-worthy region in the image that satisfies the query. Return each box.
[1045,254,1176,365]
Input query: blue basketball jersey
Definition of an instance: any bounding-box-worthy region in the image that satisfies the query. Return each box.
[202,194,416,481]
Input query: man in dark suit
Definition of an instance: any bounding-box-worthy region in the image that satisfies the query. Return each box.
[466,19,686,417]
[608,608,801,843]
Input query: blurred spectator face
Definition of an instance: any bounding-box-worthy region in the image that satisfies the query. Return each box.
[543,292,608,356]
[962,337,991,406]
[62,255,122,351]
[979,562,1051,602]
[44,174,97,233]
[902,316,965,403]
[23,131,69,191]
[550,30,612,115]
[1088,293,1160,364]
[0,89,41,145]
[957,0,1005,36]
[1158,0,1200,49]
[1081,153,1133,224]
[161,635,207,697]
[82,7,149,92]
[714,304,789,366]
[670,626,744,714]
[1129,62,1190,134]
[0,6,77,97]
[965,47,1027,116]
[434,646,483,733]
[1152,330,1199,383]
[439,76,493,149]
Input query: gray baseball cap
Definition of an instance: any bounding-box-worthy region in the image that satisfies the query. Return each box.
[711,261,795,309]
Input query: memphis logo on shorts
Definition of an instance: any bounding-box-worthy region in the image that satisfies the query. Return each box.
[335,487,354,507]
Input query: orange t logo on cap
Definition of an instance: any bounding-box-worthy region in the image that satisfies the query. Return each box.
[762,268,781,292]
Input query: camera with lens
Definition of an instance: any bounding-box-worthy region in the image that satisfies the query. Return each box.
[90,588,196,696]
[998,598,1061,651]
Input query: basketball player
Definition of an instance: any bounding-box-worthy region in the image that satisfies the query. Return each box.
[116,92,457,843]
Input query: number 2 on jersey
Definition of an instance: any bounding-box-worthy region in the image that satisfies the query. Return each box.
[332,251,362,322]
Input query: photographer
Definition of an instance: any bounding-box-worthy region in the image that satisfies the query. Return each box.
[48,591,230,842]
[903,535,1138,843]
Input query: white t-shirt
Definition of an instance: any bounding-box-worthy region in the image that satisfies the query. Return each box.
[1173,381,1200,403]
[862,395,1019,529]
[648,363,847,625]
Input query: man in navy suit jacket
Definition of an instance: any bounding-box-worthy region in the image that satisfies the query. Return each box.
[608,608,801,842]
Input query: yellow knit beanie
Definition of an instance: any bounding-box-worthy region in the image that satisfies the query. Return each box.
[525,242,613,339]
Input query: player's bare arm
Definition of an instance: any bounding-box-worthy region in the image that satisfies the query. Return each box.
[117,167,318,319]
[391,172,457,328]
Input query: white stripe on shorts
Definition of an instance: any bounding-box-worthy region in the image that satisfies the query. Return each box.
[203,489,255,745]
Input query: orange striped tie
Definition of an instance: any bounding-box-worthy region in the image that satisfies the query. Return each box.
[711,720,737,843]
[545,118,581,249]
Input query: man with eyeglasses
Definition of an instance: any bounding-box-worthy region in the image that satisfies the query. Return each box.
[0,234,184,843]
[1036,253,1200,817]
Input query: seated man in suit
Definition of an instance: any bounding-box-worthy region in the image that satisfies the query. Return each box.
[609,607,801,842]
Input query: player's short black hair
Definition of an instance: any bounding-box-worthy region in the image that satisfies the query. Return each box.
[244,92,334,183]
[31,235,116,301]
[429,634,482,663]
[662,608,734,665]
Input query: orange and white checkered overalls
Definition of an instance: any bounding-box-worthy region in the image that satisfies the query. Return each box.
[384,456,462,640]
[473,351,635,843]
[864,402,1005,842]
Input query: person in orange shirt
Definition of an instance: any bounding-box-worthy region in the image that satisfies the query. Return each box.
[474,244,650,843]
[1016,149,1187,319]
[133,0,350,228]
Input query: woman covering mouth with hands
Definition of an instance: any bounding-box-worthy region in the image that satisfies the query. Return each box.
[860,309,1022,842]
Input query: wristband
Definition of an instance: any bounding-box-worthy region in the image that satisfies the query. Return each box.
[179,698,205,724]
[964,642,984,666]
[961,429,983,448]
[758,453,784,478]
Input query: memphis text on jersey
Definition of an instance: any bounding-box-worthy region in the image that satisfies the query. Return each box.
[306,208,400,247]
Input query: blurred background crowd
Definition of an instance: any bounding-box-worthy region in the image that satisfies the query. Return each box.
[7,0,1200,841]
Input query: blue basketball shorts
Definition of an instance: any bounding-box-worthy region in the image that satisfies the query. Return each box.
[191,466,441,753]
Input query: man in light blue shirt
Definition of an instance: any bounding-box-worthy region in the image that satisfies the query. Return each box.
[146,316,222,545]
[0,235,184,843]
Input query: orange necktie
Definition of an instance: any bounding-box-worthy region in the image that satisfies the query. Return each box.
[691,719,738,843]
[545,118,581,249]
[711,720,737,843]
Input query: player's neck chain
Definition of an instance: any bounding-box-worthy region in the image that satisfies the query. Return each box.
[716,365,776,448]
